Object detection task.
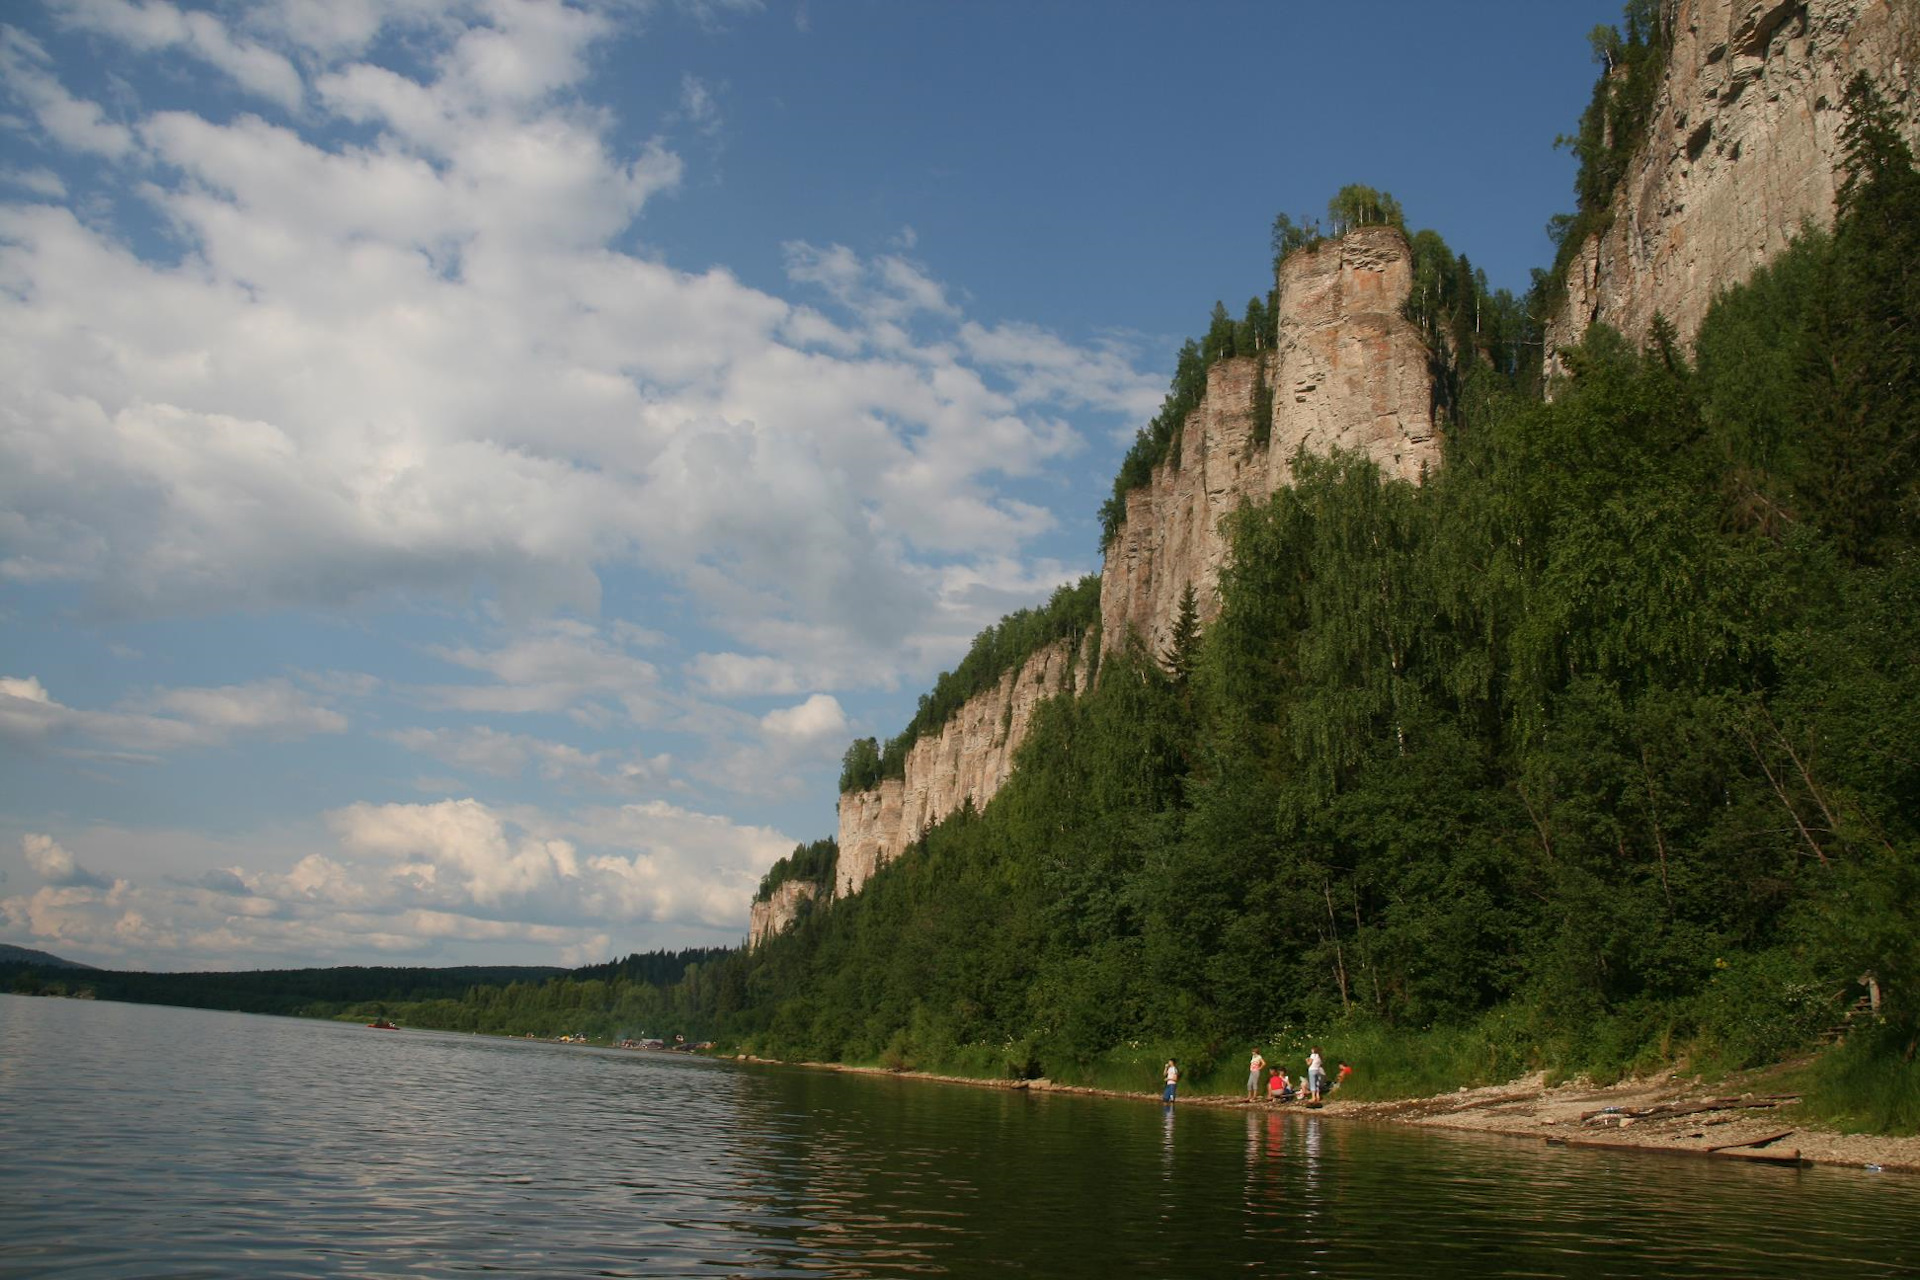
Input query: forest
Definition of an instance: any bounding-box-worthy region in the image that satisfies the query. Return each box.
[8,29,1912,1134]
[718,72,1917,1127]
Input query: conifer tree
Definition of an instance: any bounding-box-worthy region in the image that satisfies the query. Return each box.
[1162,584,1201,685]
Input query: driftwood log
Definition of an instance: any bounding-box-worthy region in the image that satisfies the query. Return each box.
[1579,1094,1800,1123]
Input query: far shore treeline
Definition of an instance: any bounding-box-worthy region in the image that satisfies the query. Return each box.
[7,14,1917,1135]
[0,949,729,1028]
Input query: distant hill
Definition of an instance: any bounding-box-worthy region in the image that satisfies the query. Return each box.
[0,943,96,970]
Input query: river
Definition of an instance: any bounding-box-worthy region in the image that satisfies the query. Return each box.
[1,994,1915,1277]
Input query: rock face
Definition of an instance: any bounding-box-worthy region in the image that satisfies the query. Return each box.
[753,227,1436,943]
[1100,225,1438,659]
[1546,0,1919,365]
[832,632,1095,900]
[748,879,822,948]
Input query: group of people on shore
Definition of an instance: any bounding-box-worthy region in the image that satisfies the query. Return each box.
[1158,1049,1349,1104]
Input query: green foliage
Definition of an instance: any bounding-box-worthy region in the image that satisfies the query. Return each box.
[675,146,1920,1112]
[1326,183,1405,236]
[1545,1,1672,304]
[1160,584,1200,685]
[1271,211,1324,271]
[840,576,1101,790]
[755,839,840,903]
[0,962,569,1016]
[1791,1022,1920,1136]
[1099,332,1211,546]
[839,737,883,794]
[1406,228,1543,391]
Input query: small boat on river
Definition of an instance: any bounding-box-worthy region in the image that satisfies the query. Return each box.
[367,1020,400,1030]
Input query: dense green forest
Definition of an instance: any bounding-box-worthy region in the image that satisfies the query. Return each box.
[723,74,1917,1124]
[1,961,564,1015]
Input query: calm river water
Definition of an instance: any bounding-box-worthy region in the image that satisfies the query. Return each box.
[2,994,1917,1277]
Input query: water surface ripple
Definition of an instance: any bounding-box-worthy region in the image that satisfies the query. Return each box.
[3,995,1916,1277]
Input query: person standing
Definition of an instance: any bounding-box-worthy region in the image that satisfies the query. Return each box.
[1306,1047,1325,1101]
[1246,1048,1267,1101]
[1162,1058,1180,1104]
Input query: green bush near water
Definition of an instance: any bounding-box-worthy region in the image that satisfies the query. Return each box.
[1788,1026,1920,1136]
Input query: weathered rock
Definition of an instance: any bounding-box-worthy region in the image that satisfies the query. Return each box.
[1546,0,1919,366]
[830,631,1095,901]
[1099,224,1437,660]
[748,878,823,948]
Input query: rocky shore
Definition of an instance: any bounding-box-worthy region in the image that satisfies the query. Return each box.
[753,1057,1918,1176]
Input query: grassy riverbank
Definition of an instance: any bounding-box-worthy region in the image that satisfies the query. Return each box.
[720,1008,1920,1140]
[766,1049,1920,1177]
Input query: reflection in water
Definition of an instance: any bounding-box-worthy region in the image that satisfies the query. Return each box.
[4,994,1920,1278]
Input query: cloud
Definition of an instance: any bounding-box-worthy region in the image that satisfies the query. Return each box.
[0,27,136,158]
[0,675,60,737]
[385,724,672,791]
[959,320,1166,421]
[52,0,306,110]
[1,59,1140,678]
[676,72,723,138]
[21,833,113,889]
[760,693,845,742]
[1,674,349,753]
[315,795,787,928]
[0,794,792,968]
[685,652,803,697]
[2,166,67,199]
[147,680,348,736]
[418,620,664,721]
[196,867,251,895]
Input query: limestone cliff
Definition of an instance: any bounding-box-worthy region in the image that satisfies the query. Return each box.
[748,878,822,948]
[833,631,1095,899]
[1100,225,1438,659]
[1546,0,1919,364]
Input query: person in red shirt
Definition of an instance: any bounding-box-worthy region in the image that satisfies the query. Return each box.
[1267,1069,1293,1102]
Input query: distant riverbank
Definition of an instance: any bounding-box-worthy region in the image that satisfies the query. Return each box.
[737,1055,1920,1176]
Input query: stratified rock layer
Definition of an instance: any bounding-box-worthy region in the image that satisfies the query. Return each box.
[1100,225,1437,660]
[1546,0,1919,364]
[748,878,822,948]
[831,633,1094,901]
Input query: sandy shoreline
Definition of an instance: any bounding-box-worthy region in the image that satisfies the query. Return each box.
[742,1057,1918,1176]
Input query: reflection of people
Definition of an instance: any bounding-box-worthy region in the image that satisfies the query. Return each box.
[1246,1049,1267,1101]
[1163,1058,1180,1104]
[1306,1047,1325,1101]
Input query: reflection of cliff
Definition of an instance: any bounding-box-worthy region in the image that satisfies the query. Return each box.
[1101,226,1436,660]
[1546,0,1919,363]
[835,633,1095,897]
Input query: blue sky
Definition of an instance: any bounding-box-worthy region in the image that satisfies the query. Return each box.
[1,0,1621,971]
